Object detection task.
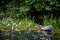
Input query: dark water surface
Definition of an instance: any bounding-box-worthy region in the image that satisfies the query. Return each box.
[0,30,60,40]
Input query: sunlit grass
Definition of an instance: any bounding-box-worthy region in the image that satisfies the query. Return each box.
[0,17,37,30]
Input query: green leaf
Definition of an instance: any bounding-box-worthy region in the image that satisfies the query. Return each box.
[19,6,30,12]
[34,3,45,11]
[45,6,52,11]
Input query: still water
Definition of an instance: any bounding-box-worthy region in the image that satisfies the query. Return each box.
[0,30,60,40]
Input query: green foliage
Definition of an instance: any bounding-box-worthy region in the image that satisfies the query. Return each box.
[44,14,53,25]
[0,17,36,29]
[0,0,60,35]
[0,0,60,17]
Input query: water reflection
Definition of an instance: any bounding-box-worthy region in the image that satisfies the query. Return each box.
[0,30,60,40]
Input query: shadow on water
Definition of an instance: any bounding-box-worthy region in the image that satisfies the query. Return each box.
[0,30,60,40]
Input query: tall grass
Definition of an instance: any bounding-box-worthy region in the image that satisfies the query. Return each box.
[0,17,37,30]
